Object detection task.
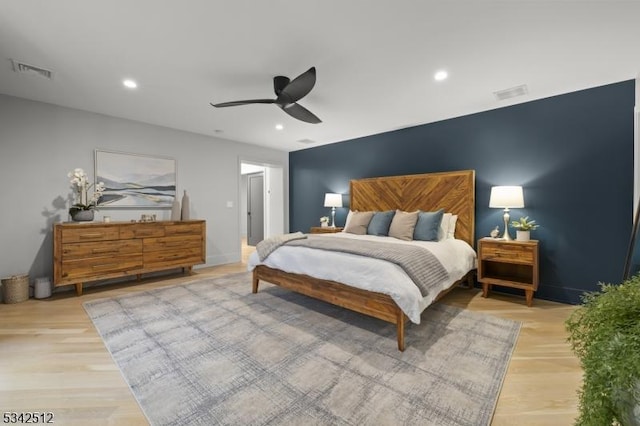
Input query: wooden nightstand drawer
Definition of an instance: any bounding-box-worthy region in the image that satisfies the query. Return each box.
[481,243,534,264]
[310,226,343,234]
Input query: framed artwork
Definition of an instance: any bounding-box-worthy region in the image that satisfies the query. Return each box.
[95,150,176,208]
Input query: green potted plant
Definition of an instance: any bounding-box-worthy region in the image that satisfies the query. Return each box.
[510,216,539,241]
[565,275,640,425]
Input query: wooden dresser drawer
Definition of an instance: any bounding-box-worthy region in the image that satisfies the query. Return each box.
[62,239,142,259]
[481,242,534,264]
[61,255,143,280]
[143,235,202,252]
[119,224,165,239]
[143,247,204,269]
[61,226,119,243]
[164,223,203,236]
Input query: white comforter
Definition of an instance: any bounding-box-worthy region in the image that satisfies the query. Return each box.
[247,233,476,324]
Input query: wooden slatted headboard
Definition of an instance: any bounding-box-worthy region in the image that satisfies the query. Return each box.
[349,170,476,246]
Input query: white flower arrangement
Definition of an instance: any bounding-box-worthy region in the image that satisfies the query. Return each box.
[68,168,106,213]
[320,216,329,224]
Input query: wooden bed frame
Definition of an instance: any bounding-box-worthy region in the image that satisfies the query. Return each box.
[252,170,476,351]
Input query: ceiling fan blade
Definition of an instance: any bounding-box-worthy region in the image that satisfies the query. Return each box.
[211,99,275,108]
[278,67,316,104]
[281,102,322,124]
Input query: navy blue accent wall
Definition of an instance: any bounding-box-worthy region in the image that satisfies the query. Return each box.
[289,80,636,304]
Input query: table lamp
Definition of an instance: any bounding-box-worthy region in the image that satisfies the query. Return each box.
[489,186,524,240]
[324,193,342,228]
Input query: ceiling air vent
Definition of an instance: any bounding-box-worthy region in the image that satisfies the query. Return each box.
[493,84,528,101]
[297,138,316,144]
[11,59,53,80]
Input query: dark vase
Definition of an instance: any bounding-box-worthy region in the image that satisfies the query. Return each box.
[71,210,95,222]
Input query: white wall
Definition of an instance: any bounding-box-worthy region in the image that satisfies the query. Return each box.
[0,94,289,287]
[265,166,285,237]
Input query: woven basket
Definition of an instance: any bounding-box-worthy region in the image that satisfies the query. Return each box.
[2,274,29,304]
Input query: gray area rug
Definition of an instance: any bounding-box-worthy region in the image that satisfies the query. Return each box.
[84,272,520,426]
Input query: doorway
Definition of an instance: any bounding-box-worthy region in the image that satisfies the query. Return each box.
[247,172,264,246]
[240,161,285,257]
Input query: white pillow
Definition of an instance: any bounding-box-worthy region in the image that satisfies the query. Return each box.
[342,210,356,232]
[438,213,452,240]
[447,214,458,239]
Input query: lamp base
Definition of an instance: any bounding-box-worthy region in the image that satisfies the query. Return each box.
[501,209,512,241]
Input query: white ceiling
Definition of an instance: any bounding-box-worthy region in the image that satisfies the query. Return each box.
[1,1,639,152]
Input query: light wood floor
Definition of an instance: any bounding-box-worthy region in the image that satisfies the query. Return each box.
[0,243,581,425]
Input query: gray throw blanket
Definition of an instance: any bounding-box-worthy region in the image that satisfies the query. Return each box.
[256,231,307,261]
[286,235,449,297]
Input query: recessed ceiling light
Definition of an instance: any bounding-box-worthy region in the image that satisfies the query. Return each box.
[275,124,284,130]
[123,79,137,89]
[434,70,448,81]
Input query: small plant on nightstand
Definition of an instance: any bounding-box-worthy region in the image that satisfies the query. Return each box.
[320,216,329,227]
[510,216,539,241]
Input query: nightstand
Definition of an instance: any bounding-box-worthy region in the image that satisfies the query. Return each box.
[309,226,344,234]
[477,237,539,306]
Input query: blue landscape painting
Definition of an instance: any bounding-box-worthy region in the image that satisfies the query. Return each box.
[95,150,176,207]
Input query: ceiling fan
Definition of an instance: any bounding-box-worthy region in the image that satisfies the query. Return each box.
[210,67,321,124]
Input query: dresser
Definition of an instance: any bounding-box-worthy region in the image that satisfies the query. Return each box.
[53,220,206,295]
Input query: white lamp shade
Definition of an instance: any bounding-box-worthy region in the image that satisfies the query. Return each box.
[324,193,343,208]
[489,186,524,208]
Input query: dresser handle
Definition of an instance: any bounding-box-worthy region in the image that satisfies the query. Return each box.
[92,263,119,269]
[80,233,104,239]
[92,248,118,254]
[173,230,192,234]
[163,242,183,248]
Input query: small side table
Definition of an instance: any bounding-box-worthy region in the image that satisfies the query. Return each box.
[310,226,344,234]
[477,237,539,306]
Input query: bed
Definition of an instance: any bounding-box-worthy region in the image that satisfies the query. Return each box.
[248,170,476,351]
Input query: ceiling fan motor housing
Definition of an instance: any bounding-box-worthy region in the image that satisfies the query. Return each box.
[273,76,290,95]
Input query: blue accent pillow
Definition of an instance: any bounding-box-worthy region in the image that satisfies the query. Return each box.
[414,209,445,241]
[367,210,396,236]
